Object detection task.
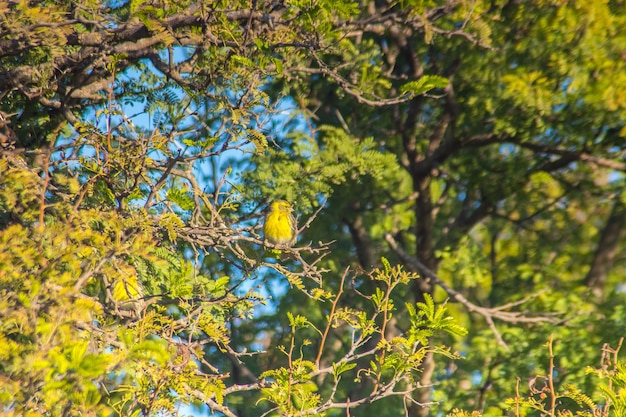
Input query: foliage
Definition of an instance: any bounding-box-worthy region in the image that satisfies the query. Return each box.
[496,338,626,417]
[0,149,461,415]
[1,0,626,416]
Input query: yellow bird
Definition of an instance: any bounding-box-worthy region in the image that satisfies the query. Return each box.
[263,200,297,250]
[111,274,144,315]
[112,275,142,302]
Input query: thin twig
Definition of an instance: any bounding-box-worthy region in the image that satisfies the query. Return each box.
[298,196,328,235]
[547,334,556,417]
[316,267,349,368]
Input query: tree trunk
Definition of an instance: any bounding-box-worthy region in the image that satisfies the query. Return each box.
[584,199,626,298]
[411,175,437,417]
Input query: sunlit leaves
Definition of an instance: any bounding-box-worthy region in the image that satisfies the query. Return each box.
[0,155,248,415]
[3,0,626,415]
[244,126,402,212]
[255,262,465,415]
[166,187,195,211]
[501,71,561,115]
[0,160,41,225]
[400,75,449,97]
[332,361,357,380]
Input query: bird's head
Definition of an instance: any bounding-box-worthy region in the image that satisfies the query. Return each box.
[270,200,293,212]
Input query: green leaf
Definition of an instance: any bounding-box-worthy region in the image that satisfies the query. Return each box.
[165,187,195,211]
[400,75,449,96]
[332,361,357,380]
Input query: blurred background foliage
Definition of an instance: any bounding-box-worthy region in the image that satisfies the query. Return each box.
[1,0,626,416]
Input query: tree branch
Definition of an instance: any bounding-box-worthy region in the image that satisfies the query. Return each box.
[517,141,626,172]
[384,233,560,350]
